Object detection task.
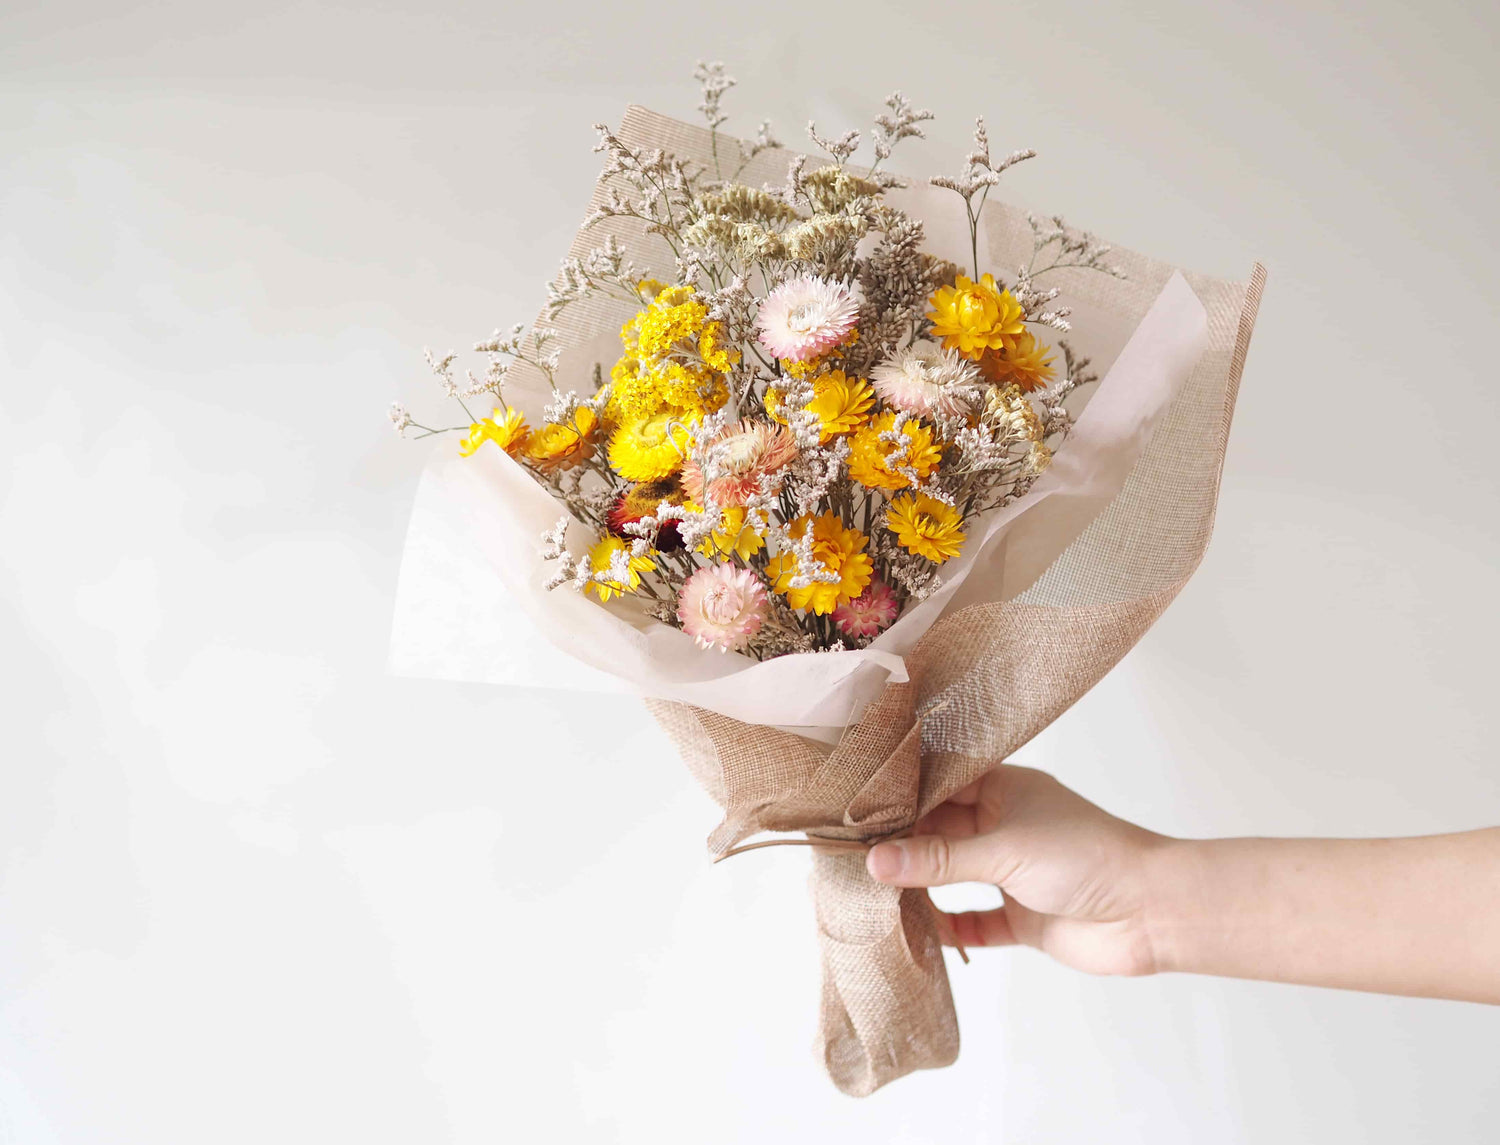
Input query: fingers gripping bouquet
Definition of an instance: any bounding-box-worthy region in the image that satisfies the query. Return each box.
[390,64,1264,1095]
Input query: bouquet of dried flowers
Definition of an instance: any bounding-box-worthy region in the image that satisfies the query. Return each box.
[389,64,1263,1095]
[395,69,1119,660]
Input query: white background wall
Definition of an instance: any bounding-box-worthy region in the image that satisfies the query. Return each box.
[3,1,1497,1141]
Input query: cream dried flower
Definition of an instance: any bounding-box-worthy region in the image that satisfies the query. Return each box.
[682,419,800,507]
[755,274,860,362]
[869,341,981,419]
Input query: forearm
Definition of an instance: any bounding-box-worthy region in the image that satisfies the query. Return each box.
[1146,829,1500,1003]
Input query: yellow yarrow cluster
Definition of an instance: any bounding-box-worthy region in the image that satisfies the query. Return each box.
[886,492,966,564]
[847,411,944,490]
[764,368,875,443]
[608,283,737,423]
[766,513,873,615]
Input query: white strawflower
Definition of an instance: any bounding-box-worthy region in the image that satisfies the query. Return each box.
[870,342,981,419]
[754,274,860,362]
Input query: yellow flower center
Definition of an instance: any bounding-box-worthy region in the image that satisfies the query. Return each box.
[956,291,992,326]
[719,435,761,471]
[701,584,743,626]
[786,303,819,334]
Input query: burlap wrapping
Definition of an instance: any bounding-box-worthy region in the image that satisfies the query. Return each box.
[524,106,1264,1095]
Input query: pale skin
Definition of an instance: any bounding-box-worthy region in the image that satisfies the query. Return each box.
[866,765,1500,1004]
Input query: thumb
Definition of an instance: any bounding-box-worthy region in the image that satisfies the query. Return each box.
[866,832,1005,888]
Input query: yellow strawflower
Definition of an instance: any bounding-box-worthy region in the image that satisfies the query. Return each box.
[458,406,529,458]
[524,405,598,473]
[809,369,876,439]
[766,369,875,443]
[608,409,694,482]
[585,535,655,602]
[633,278,668,303]
[847,411,944,490]
[886,492,966,563]
[979,330,1056,393]
[927,273,1024,358]
[696,505,765,560]
[767,513,873,615]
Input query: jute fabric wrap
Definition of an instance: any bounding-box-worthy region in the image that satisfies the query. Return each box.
[527,106,1264,1095]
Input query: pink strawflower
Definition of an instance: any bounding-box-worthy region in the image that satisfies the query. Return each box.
[677,564,768,653]
[755,274,860,362]
[681,419,799,507]
[831,576,900,639]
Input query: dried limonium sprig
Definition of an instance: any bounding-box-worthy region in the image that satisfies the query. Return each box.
[468,321,562,398]
[424,348,459,398]
[587,124,700,256]
[540,516,580,590]
[694,60,734,133]
[806,121,862,168]
[868,91,934,187]
[545,234,645,320]
[392,63,1129,659]
[732,118,782,181]
[930,117,1037,278]
[694,59,785,184]
[1025,212,1125,280]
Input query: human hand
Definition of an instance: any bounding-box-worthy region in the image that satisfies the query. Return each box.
[869,764,1500,1000]
[866,764,1170,977]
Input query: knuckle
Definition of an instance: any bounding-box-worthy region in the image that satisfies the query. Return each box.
[924,835,953,883]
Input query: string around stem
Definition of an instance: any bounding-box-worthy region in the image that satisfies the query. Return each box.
[712,826,969,963]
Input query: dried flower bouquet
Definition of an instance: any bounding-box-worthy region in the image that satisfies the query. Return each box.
[389,63,1263,1094]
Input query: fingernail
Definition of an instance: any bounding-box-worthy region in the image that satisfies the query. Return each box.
[867,841,906,881]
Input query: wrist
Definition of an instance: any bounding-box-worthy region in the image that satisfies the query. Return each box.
[1139,835,1214,976]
